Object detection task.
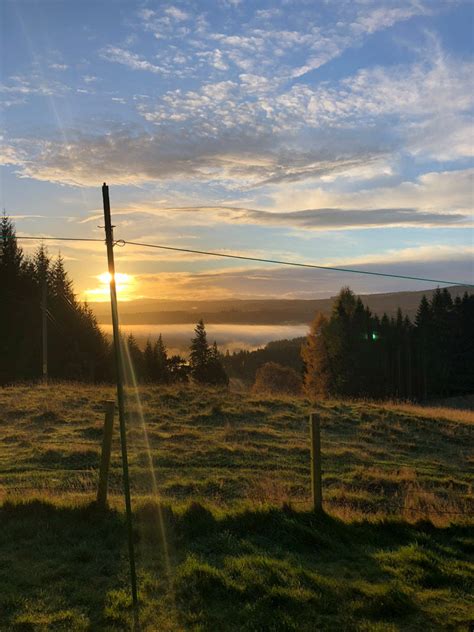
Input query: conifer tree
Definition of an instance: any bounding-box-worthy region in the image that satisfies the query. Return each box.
[190,319,211,383]
[168,354,189,382]
[415,295,431,399]
[302,313,332,397]
[207,341,229,385]
[189,320,228,385]
[153,334,170,384]
[144,339,155,382]
[124,334,144,383]
[0,215,29,383]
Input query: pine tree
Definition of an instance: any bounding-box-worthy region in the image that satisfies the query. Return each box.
[190,319,211,383]
[189,321,228,385]
[302,313,332,398]
[0,215,28,383]
[168,355,190,382]
[124,334,144,383]
[144,339,155,382]
[207,341,229,385]
[415,295,431,399]
[153,334,170,384]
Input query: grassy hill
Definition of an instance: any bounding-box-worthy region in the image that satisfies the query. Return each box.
[0,383,473,630]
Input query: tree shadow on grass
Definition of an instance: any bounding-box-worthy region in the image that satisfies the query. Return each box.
[138,502,473,632]
[0,500,131,631]
[1,500,472,631]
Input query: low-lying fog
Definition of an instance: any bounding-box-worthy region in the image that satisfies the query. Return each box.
[101,323,309,354]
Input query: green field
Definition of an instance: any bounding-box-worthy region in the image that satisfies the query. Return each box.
[0,383,473,630]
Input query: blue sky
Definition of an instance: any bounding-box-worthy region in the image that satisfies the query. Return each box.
[1,0,473,300]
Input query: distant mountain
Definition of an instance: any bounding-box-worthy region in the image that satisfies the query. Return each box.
[89,285,472,326]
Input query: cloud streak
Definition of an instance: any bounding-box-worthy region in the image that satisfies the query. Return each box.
[97,246,473,301]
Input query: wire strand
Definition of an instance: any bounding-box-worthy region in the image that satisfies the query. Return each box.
[14,235,104,243]
[123,239,474,288]
[7,233,474,288]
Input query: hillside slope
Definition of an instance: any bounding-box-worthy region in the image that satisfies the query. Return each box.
[0,384,473,631]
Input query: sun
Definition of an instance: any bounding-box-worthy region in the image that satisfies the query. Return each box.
[97,272,132,288]
[84,271,135,301]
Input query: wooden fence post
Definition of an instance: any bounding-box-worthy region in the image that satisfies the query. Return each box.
[97,400,115,509]
[310,412,323,513]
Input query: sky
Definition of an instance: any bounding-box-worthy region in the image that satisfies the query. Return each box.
[1,0,473,301]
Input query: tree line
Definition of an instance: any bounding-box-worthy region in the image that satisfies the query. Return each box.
[222,338,304,384]
[1,215,109,384]
[124,321,228,386]
[302,286,474,400]
[0,216,228,386]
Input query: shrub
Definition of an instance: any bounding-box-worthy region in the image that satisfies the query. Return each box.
[253,362,302,396]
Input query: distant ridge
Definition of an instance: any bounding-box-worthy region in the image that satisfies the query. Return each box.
[90,285,472,326]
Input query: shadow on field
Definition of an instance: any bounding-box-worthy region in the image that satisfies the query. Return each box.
[0,500,472,631]
[138,502,473,631]
[0,501,127,631]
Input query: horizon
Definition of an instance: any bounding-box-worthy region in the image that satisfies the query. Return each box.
[1,0,473,301]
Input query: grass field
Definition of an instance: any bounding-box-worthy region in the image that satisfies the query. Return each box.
[0,383,473,630]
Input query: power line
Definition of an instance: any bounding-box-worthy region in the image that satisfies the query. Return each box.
[7,233,474,288]
[122,239,474,288]
[14,235,104,243]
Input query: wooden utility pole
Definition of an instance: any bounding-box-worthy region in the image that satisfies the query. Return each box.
[41,275,48,383]
[102,183,139,627]
[310,413,323,513]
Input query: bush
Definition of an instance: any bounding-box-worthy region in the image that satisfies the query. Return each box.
[253,362,302,396]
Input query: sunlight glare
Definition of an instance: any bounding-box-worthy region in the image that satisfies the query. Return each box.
[84,271,135,300]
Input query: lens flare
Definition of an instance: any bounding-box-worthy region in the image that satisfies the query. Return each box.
[84,272,134,301]
[121,338,173,585]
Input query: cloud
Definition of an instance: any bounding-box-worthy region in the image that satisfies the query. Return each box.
[100,46,167,74]
[80,201,471,233]
[351,3,429,36]
[235,207,470,231]
[133,35,472,164]
[271,168,474,216]
[4,9,472,201]
[196,49,229,71]
[94,245,473,300]
[0,142,23,165]
[0,74,69,97]
[164,6,189,21]
[7,120,390,187]
[132,0,428,83]
[74,164,472,233]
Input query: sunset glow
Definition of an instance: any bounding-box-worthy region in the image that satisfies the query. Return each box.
[2,1,473,300]
[85,272,135,301]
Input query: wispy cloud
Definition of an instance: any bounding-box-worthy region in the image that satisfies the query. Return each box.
[91,245,473,301]
[100,46,166,74]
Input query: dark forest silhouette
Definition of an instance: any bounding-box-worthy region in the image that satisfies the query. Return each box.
[1,215,109,384]
[223,291,474,401]
[302,287,474,400]
[0,215,228,386]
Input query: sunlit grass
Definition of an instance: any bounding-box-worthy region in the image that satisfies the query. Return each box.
[0,382,472,522]
[0,383,473,629]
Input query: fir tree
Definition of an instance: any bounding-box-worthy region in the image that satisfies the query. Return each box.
[190,319,211,383]
[207,341,229,385]
[189,320,228,385]
[153,334,170,384]
[168,355,190,382]
[144,339,155,382]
